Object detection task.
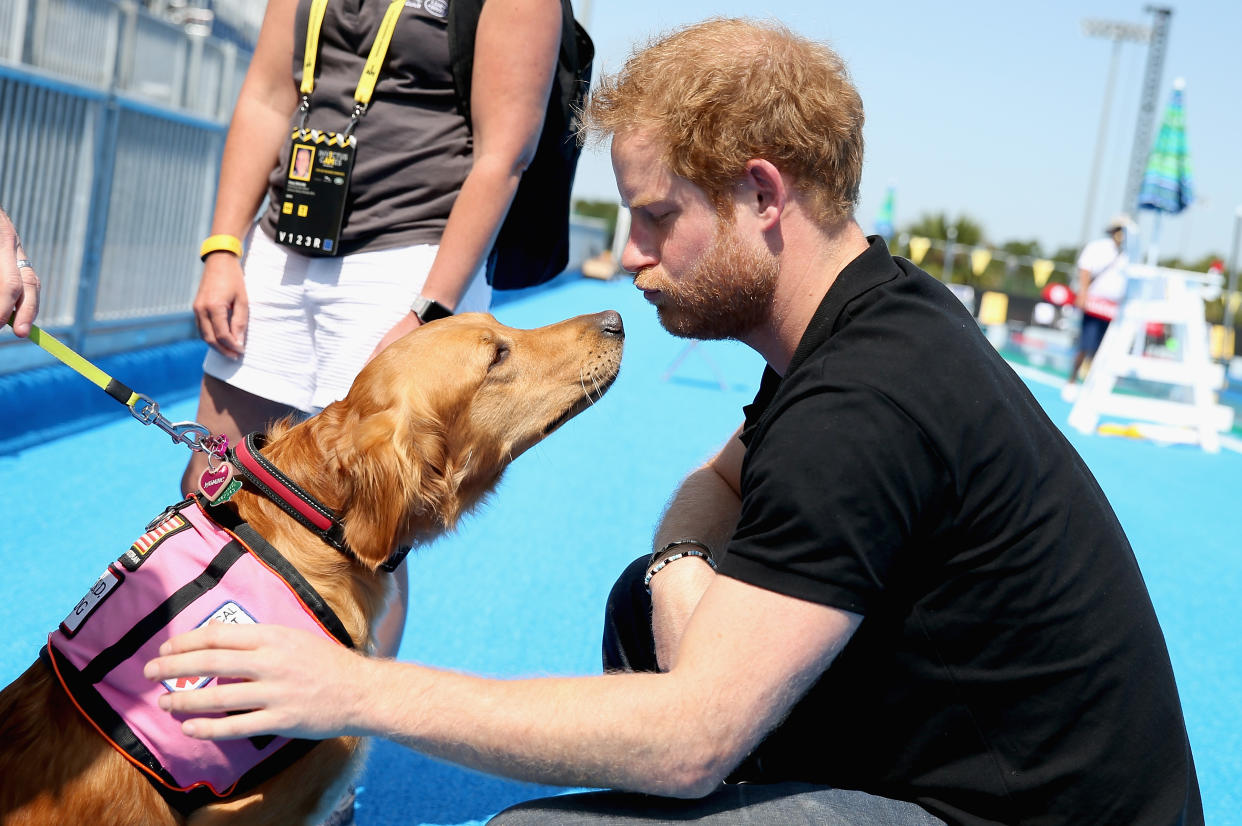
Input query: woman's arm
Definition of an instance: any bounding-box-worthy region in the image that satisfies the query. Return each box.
[192,0,301,358]
[369,0,561,355]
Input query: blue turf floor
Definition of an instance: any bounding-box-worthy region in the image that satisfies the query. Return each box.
[1,275,1238,824]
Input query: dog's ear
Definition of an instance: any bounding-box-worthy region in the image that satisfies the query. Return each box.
[323,404,471,569]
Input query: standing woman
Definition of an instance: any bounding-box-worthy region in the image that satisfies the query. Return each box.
[181,0,563,658]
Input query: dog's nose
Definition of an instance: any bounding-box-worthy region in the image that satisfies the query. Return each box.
[596,310,624,338]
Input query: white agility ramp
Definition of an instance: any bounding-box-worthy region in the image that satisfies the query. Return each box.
[1068,264,1233,452]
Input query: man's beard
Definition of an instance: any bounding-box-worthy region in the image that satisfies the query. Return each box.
[641,225,779,341]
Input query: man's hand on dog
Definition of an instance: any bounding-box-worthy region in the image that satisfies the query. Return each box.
[144,623,377,741]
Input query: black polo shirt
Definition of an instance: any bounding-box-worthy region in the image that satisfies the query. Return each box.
[719,237,1202,825]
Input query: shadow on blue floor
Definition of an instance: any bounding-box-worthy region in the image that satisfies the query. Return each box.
[1,273,1239,824]
[355,743,561,825]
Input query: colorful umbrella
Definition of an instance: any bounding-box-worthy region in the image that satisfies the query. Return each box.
[873,184,896,239]
[1137,79,1193,263]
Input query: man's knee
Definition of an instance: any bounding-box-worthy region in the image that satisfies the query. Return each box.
[488,794,596,825]
[601,554,656,673]
[486,800,541,826]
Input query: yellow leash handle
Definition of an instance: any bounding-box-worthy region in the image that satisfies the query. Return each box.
[5,313,212,451]
[6,315,137,406]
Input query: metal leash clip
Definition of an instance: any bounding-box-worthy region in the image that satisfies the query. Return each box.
[129,393,212,453]
[201,433,231,471]
[297,94,312,130]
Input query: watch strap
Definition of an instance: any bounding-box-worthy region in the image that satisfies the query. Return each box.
[411,295,453,324]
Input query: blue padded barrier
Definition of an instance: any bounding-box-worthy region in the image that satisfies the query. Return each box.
[0,339,207,455]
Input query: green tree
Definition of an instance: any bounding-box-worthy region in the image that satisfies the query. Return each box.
[1000,239,1043,258]
[1050,245,1080,266]
[572,199,619,241]
[1160,252,1224,272]
[903,211,985,246]
[900,212,986,284]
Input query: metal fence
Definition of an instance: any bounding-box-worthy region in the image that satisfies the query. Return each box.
[0,0,248,374]
[2,0,247,121]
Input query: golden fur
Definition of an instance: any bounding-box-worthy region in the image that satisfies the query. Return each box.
[0,311,623,825]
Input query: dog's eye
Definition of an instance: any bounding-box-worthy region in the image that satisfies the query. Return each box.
[488,343,510,370]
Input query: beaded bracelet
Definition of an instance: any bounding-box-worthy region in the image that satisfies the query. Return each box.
[644,548,718,592]
[652,538,711,565]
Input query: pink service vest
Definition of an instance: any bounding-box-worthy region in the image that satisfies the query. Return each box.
[44,498,353,806]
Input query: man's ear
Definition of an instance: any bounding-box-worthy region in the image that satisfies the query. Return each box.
[741,159,786,231]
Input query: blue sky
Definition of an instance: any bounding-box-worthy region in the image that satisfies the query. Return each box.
[571,0,1241,264]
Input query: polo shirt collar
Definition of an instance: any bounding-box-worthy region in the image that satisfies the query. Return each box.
[740,235,900,444]
[786,235,900,377]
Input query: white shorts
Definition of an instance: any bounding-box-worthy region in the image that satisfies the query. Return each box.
[203,227,492,413]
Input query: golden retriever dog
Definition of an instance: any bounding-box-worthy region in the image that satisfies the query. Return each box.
[0,310,624,825]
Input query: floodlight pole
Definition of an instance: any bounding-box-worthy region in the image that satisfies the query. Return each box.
[1079,19,1150,248]
[1122,6,1173,216]
[1224,206,1242,335]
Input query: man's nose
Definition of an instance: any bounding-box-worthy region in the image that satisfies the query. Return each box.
[619,233,656,275]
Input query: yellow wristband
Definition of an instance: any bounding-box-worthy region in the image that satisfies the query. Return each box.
[199,234,244,261]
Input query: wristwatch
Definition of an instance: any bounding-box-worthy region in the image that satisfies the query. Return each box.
[410,295,453,324]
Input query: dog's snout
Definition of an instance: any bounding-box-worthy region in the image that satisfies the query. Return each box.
[595,310,624,338]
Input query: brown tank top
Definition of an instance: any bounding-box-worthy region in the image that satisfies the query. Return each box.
[259,0,471,254]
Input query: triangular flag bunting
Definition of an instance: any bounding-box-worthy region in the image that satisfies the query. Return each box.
[908,236,931,265]
[1032,259,1055,288]
[970,248,992,277]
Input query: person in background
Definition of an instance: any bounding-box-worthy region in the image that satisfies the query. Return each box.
[1,207,40,337]
[1066,214,1132,387]
[147,19,1201,826]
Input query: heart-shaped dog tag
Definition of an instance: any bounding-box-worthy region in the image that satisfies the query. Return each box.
[198,461,241,505]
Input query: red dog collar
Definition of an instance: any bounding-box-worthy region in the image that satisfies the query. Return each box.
[226,433,410,572]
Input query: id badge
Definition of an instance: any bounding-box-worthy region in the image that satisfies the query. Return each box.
[274,128,356,256]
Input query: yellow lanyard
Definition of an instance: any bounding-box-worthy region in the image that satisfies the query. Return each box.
[300,0,406,116]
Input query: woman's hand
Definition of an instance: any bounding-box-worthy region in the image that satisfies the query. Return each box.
[368,312,423,362]
[193,253,250,358]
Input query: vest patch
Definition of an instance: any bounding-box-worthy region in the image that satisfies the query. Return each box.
[161,601,257,693]
[122,513,190,572]
[59,566,124,638]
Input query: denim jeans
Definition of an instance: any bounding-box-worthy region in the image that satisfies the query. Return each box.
[488,783,946,825]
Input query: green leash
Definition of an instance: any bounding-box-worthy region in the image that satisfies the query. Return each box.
[5,313,214,452]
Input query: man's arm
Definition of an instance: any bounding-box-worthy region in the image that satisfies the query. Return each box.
[146,576,860,797]
[648,427,744,669]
